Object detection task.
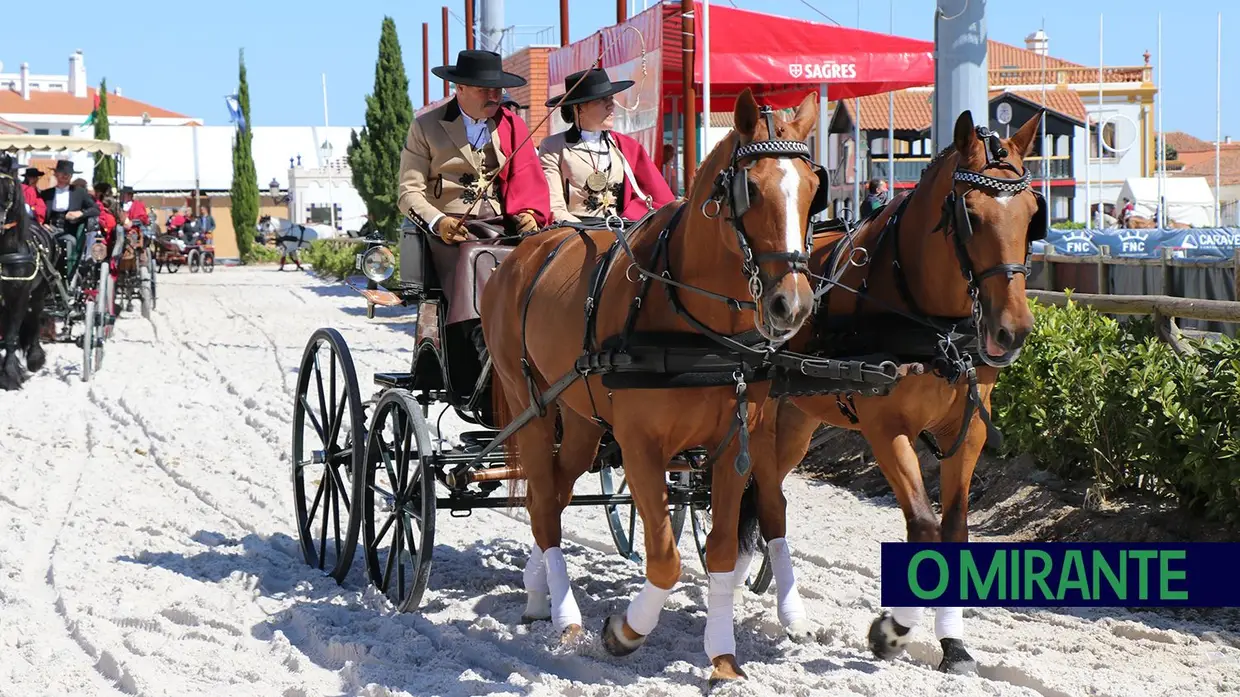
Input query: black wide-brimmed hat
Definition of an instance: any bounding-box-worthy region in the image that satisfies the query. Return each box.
[53,160,79,175]
[545,68,634,108]
[22,166,42,178]
[432,49,527,89]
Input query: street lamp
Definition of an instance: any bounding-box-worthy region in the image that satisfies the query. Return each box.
[268,178,279,200]
[320,139,336,231]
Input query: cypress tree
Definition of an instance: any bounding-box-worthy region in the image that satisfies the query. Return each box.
[92,78,117,189]
[348,16,414,242]
[229,49,259,261]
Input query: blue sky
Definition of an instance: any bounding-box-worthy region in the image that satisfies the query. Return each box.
[4,1,1233,142]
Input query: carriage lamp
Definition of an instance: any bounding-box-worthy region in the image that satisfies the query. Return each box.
[361,246,396,283]
[90,242,108,262]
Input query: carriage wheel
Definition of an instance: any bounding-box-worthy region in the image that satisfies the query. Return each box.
[80,301,96,383]
[688,503,773,594]
[360,389,437,612]
[188,250,201,273]
[203,252,215,273]
[292,328,367,582]
[93,264,113,371]
[168,261,180,273]
[599,457,687,563]
[147,257,158,310]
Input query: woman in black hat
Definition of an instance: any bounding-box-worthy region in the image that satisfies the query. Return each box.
[537,68,674,224]
[20,167,46,225]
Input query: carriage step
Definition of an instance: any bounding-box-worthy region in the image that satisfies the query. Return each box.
[372,372,414,389]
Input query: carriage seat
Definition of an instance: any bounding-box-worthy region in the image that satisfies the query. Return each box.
[400,217,516,326]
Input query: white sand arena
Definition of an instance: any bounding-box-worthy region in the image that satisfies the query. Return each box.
[1,267,1236,697]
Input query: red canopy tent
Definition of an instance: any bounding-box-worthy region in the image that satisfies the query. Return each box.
[546,2,935,188]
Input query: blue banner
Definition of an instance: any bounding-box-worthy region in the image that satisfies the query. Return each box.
[1036,227,1240,260]
[880,542,1240,607]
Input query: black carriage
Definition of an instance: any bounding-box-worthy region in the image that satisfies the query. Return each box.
[292,216,777,611]
[0,135,127,381]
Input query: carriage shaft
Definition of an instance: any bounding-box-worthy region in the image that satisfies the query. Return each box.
[466,465,524,482]
[440,493,634,510]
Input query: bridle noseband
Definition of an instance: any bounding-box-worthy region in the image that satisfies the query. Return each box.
[704,106,824,306]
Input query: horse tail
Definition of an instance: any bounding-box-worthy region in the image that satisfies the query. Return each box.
[491,364,528,511]
[737,479,761,557]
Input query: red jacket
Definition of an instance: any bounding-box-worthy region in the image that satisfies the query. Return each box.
[126,199,150,226]
[611,131,676,220]
[493,105,552,227]
[96,197,117,234]
[22,183,46,224]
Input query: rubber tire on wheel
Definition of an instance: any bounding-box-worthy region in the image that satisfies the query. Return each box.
[203,252,215,273]
[292,328,367,583]
[80,301,95,383]
[139,265,153,320]
[361,389,437,612]
[147,257,158,310]
[93,264,113,371]
[688,504,774,594]
[599,455,687,563]
[188,250,201,273]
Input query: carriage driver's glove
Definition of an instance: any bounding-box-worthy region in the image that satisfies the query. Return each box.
[435,216,469,244]
[514,210,539,234]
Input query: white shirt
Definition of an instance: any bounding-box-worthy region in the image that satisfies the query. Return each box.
[51,186,70,212]
[577,129,612,171]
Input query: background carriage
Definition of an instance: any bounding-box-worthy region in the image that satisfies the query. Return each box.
[0,134,136,381]
[290,215,775,612]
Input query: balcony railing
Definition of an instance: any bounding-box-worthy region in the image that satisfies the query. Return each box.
[988,65,1150,87]
[867,156,1073,183]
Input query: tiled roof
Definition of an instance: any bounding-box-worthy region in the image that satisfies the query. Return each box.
[987,40,1082,71]
[1180,146,1240,186]
[1166,131,1213,154]
[0,87,189,119]
[834,90,934,132]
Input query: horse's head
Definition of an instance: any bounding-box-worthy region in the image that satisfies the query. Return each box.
[0,160,24,245]
[700,89,824,342]
[942,109,1046,367]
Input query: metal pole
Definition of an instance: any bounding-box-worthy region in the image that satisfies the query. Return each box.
[1098,14,1103,228]
[422,22,430,106]
[853,0,861,214]
[1217,12,1222,226]
[887,0,894,196]
[465,0,475,50]
[1040,17,1048,230]
[702,0,711,155]
[323,73,336,232]
[617,0,627,22]
[932,0,988,153]
[681,0,697,187]
[560,0,569,46]
[1158,13,1164,230]
[1084,20,1090,226]
[443,6,451,98]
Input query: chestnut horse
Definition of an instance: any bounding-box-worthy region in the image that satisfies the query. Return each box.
[481,89,822,684]
[746,109,1047,674]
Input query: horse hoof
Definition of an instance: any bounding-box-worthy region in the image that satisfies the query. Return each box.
[784,619,816,644]
[28,350,46,373]
[707,655,748,689]
[560,623,584,645]
[867,611,912,660]
[601,614,645,657]
[938,638,978,675]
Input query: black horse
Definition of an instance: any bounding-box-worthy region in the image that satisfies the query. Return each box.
[0,156,58,389]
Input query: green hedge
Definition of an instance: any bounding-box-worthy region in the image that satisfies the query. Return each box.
[992,297,1240,523]
[302,239,401,289]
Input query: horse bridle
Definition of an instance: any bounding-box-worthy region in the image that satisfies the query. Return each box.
[938,125,1044,334]
[703,105,827,306]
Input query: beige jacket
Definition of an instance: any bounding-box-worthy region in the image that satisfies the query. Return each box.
[538,128,626,223]
[397,98,506,230]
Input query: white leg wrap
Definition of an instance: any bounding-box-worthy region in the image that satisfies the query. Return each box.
[704,571,737,660]
[732,552,753,605]
[890,606,925,630]
[934,606,964,641]
[543,547,581,630]
[522,545,550,619]
[624,580,674,636]
[767,538,806,628]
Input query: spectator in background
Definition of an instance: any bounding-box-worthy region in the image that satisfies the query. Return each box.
[858,178,889,220]
[198,206,216,238]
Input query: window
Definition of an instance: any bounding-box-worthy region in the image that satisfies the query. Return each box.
[304,204,339,226]
[60,129,70,136]
[34,128,48,135]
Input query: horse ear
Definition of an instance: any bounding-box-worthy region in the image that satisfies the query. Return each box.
[1008,109,1044,158]
[953,110,976,154]
[734,89,760,140]
[787,91,819,141]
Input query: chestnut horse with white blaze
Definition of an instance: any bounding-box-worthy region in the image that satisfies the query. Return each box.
[746,109,1047,674]
[481,89,823,684]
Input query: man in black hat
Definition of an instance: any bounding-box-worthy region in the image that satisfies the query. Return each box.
[538,67,674,223]
[39,159,99,272]
[397,49,552,360]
